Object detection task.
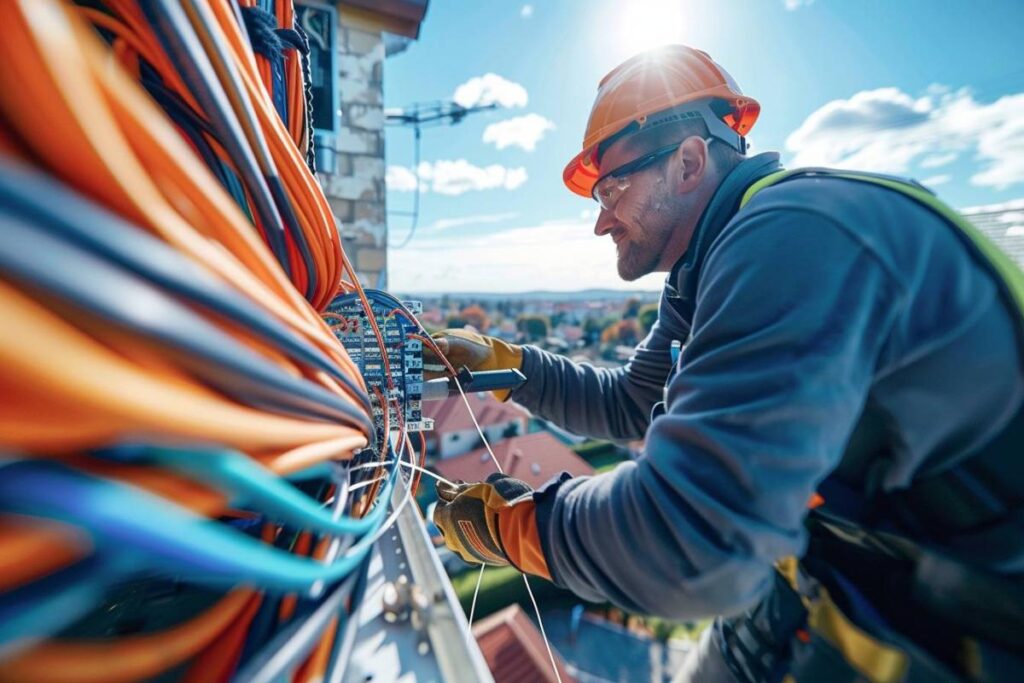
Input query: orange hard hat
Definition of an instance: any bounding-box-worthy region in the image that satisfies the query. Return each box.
[563,45,760,198]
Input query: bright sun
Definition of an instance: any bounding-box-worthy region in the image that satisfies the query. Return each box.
[617,0,688,56]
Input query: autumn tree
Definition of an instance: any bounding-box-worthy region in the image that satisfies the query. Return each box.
[460,304,490,331]
[600,319,640,347]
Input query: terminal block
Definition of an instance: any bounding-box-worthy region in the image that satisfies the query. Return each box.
[323,289,434,436]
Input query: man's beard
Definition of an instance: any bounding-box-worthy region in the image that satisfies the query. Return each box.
[616,238,662,281]
[616,190,678,281]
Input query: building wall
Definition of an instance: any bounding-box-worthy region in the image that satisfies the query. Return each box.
[318,10,388,288]
[440,429,480,459]
[436,418,527,459]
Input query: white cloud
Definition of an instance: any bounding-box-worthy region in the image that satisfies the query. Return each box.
[786,86,1024,190]
[427,212,520,231]
[387,160,527,195]
[385,165,420,192]
[520,4,534,18]
[784,0,814,9]
[921,174,952,187]
[482,114,555,152]
[389,218,664,293]
[998,211,1024,224]
[453,73,528,109]
[961,198,1024,215]
[920,152,958,169]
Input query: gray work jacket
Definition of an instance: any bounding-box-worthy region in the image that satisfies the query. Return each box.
[511,153,1024,620]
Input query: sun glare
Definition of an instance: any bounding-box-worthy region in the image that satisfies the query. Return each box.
[617,0,688,56]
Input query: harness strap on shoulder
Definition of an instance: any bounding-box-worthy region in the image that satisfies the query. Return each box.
[740,168,1024,337]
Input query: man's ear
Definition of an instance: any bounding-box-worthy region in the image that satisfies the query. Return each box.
[669,136,709,194]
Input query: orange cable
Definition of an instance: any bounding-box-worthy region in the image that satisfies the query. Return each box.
[0,590,258,683]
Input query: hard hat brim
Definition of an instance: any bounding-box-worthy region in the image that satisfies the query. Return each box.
[563,93,760,199]
[563,147,601,199]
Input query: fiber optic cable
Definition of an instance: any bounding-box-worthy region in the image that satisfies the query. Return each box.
[0,281,361,454]
[0,460,395,595]
[252,429,417,683]
[0,217,372,432]
[233,562,365,683]
[137,0,294,278]
[2,1,350,354]
[0,1,415,678]
[92,446,384,536]
[181,591,263,683]
[0,517,90,593]
[0,553,135,655]
[180,0,321,303]
[0,589,258,683]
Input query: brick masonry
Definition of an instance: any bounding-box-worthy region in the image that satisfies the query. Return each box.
[317,15,387,289]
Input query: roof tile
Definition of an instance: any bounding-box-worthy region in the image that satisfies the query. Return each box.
[433,432,595,488]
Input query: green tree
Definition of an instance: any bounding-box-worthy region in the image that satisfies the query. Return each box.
[638,302,659,335]
[624,297,642,318]
[517,314,550,341]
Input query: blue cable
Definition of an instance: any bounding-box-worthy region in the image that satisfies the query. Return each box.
[0,161,370,415]
[0,553,134,652]
[94,445,385,536]
[0,460,394,595]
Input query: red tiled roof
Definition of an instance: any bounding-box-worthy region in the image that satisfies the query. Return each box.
[472,604,575,683]
[423,393,529,435]
[433,431,594,488]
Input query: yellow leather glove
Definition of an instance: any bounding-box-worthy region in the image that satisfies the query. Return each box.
[432,473,550,579]
[423,329,523,401]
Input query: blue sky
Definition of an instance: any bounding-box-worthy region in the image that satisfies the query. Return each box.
[383,0,1024,293]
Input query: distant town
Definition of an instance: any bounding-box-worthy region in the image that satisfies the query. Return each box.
[402,290,662,365]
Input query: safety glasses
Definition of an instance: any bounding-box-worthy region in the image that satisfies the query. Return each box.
[592,137,714,211]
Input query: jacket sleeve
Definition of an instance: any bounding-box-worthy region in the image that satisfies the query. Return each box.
[509,293,688,441]
[532,208,903,620]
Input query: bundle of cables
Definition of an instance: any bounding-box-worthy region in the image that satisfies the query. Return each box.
[0,1,421,680]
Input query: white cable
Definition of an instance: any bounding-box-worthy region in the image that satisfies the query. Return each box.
[349,459,395,472]
[347,475,387,492]
[451,373,564,683]
[468,564,485,631]
[312,427,416,598]
[409,322,561,681]
[398,460,457,488]
[452,376,501,471]
[522,574,562,683]
[349,427,418,551]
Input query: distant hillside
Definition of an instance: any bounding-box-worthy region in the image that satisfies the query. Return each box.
[399,289,661,302]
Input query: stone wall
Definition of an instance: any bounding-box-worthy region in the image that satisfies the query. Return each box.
[318,14,387,288]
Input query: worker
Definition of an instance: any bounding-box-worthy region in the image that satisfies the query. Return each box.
[428,45,1024,681]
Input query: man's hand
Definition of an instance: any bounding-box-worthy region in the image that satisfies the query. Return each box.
[432,473,550,579]
[423,329,524,401]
